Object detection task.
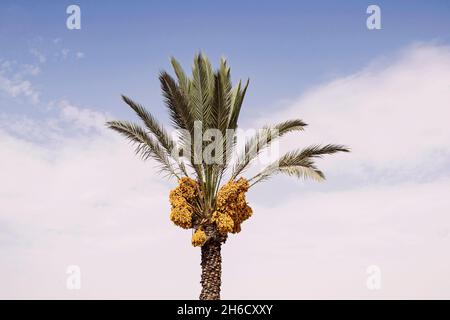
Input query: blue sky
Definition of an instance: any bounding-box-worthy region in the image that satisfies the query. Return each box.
[2,1,450,299]
[1,0,450,125]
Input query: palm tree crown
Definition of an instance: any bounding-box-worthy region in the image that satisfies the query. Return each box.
[106,54,349,299]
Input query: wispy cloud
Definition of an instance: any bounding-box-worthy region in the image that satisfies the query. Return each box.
[0,99,108,142]
[21,64,41,76]
[0,78,40,104]
[0,60,40,104]
[30,48,46,64]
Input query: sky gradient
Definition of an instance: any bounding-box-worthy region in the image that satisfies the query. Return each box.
[1,1,450,299]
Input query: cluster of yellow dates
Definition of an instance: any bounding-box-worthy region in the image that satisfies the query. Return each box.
[169,177,199,229]
[212,178,253,234]
[169,177,252,247]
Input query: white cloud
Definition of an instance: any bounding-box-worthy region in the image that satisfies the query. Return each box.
[0,76,40,104]
[0,99,108,142]
[0,129,185,299]
[0,59,41,103]
[233,178,450,299]
[58,100,108,131]
[0,113,62,142]
[272,44,450,182]
[1,44,450,299]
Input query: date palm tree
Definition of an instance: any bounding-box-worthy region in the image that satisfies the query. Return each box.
[106,54,349,300]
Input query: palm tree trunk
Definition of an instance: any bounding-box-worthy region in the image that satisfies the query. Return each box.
[199,240,222,300]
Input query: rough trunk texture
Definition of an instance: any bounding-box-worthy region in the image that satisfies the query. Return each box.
[199,240,222,300]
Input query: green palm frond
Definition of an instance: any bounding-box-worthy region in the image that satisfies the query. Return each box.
[209,59,234,171]
[212,58,232,133]
[159,71,201,177]
[294,144,350,159]
[159,71,193,133]
[106,120,180,178]
[107,54,349,200]
[231,119,308,180]
[228,79,249,131]
[190,54,215,130]
[121,95,188,176]
[249,144,349,185]
[121,95,174,151]
[170,57,190,94]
